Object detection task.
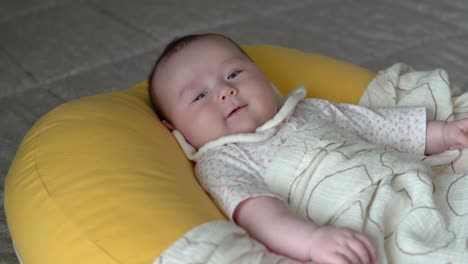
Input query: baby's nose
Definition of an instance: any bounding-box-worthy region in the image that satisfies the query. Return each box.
[220,89,235,101]
[219,86,237,101]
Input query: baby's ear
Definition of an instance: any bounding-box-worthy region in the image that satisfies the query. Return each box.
[162,120,175,131]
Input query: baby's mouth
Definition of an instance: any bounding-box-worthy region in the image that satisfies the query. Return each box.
[226,105,247,118]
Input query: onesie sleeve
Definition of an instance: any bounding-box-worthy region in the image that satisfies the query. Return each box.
[195,145,280,221]
[303,99,427,155]
[334,103,426,154]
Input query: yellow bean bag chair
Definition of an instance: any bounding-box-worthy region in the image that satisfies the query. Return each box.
[4,45,376,264]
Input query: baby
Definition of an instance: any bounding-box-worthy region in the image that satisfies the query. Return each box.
[149,33,468,264]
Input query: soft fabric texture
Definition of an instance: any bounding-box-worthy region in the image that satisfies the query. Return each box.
[154,63,468,264]
[4,45,376,264]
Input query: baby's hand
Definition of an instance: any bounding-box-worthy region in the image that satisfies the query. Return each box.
[307,226,377,264]
[443,119,468,150]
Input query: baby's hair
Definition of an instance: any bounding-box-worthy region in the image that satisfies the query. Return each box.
[148,33,250,121]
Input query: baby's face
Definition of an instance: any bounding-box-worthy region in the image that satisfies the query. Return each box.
[152,36,278,149]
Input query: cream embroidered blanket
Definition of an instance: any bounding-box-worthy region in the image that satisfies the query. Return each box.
[154,63,468,264]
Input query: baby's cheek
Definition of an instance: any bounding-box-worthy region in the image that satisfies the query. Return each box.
[194,124,226,148]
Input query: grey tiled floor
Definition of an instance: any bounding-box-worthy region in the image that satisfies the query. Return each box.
[2,1,468,263]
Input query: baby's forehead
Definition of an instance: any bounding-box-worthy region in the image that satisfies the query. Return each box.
[160,41,246,73]
[168,36,241,60]
[152,36,248,90]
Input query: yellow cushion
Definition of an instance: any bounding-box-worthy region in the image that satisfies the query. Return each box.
[4,45,376,264]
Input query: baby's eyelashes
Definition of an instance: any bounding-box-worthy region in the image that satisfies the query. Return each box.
[193,91,207,102]
[227,70,242,80]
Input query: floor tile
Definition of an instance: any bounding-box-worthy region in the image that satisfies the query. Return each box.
[0,2,157,86]
[0,49,36,98]
[0,0,74,23]
[90,0,318,41]
[46,47,162,101]
[272,1,465,63]
[390,0,468,31]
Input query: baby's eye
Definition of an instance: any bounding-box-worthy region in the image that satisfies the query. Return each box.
[227,70,241,80]
[193,92,207,102]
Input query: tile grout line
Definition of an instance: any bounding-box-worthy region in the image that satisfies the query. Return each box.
[85,0,161,43]
[379,0,468,35]
[6,0,458,100]
[358,31,468,66]
[0,43,39,84]
[0,0,88,25]
[2,2,316,100]
[0,45,161,100]
[0,0,342,100]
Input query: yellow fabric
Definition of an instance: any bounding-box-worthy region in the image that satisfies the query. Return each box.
[4,45,376,264]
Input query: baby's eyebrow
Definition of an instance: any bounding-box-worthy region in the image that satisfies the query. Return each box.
[178,81,197,100]
[221,57,245,67]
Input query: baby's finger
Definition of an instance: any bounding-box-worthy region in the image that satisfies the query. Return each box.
[453,131,468,148]
[344,237,371,264]
[455,119,468,130]
[339,244,361,264]
[355,233,378,264]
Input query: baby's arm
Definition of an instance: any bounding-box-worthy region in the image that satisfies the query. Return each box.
[234,196,377,264]
[425,119,468,155]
